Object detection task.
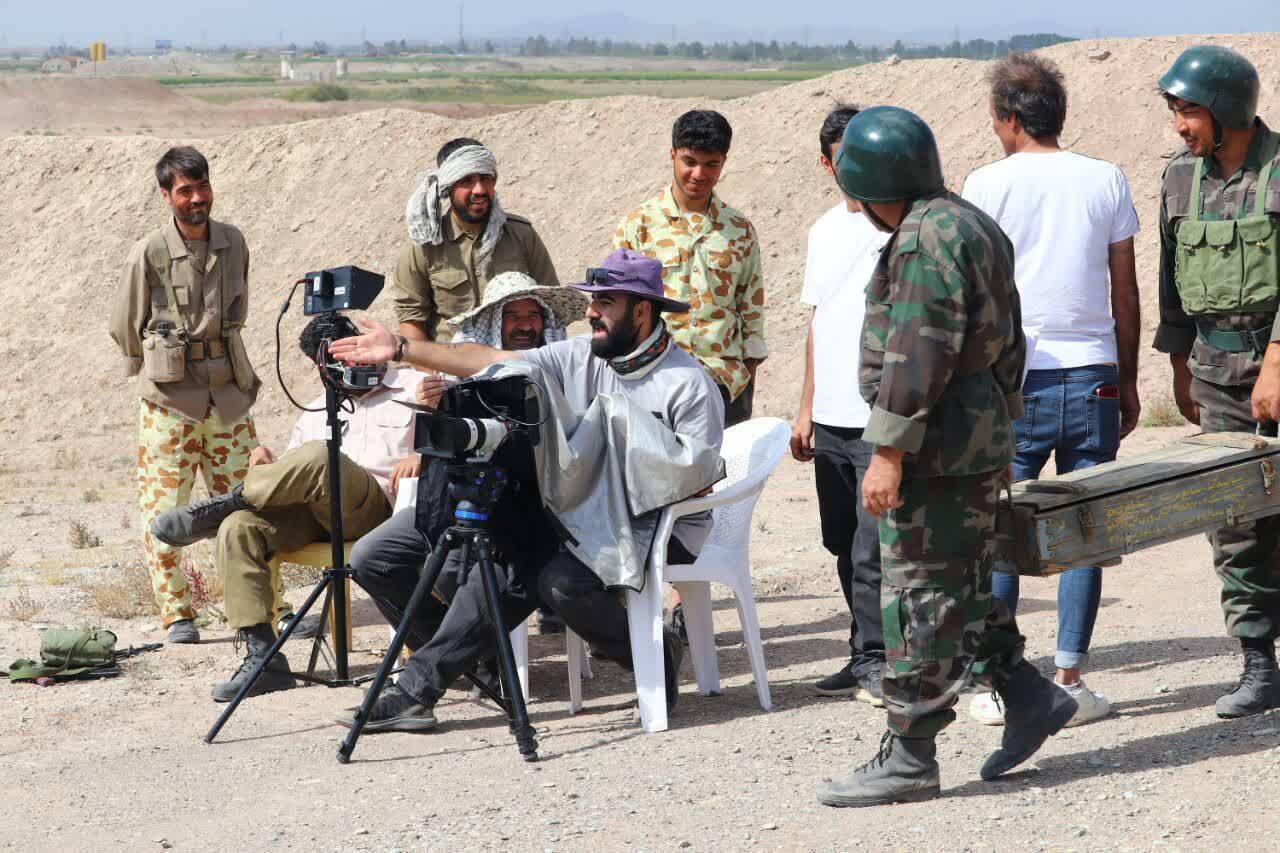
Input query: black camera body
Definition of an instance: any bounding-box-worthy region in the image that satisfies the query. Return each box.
[417,375,541,462]
[412,374,558,571]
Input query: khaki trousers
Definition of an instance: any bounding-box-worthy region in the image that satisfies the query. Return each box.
[218,441,391,630]
[137,399,258,627]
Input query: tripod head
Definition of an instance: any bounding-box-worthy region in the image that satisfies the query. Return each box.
[446,462,510,529]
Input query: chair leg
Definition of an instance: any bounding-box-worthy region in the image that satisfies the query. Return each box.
[328,575,353,651]
[565,628,584,714]
[731,576,772,711]
[511,621,530,702]
[672,581,720,696]
[579,633,594,681]
[625,583,668,733]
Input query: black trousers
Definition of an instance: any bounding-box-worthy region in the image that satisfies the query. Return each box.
[719,379,755,428]
[812,422,885,675]
[353,506,694,705]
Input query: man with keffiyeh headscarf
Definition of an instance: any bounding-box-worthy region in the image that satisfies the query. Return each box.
[390,137,559,344]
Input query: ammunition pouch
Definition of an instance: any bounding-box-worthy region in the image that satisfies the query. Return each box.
[1174,131,1280,315]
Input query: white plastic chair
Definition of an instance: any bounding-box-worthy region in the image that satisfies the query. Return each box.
[391,476,534,701]
[558,417,791,732]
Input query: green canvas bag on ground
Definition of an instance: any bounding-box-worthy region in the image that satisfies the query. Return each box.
[4,628,119,682]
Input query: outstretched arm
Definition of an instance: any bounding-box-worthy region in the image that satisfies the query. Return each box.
[329,316,514,377]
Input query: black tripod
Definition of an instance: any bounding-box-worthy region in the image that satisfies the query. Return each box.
[205,382,357,744]
[337,462,539,763]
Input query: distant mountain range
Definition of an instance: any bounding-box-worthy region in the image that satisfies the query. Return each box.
[477,11,1101,45]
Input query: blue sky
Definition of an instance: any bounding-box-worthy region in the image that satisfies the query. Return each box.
[1,0,1276,47]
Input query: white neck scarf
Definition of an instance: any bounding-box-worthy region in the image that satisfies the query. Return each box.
[405,144,508,279]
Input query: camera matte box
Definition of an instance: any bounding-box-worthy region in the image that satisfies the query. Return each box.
[996,432,1280,576]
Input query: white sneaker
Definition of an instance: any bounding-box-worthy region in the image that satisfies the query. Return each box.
[1058,680,1110,727]
[968,690,1006,725]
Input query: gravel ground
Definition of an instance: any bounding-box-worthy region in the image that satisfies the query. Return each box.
[2,427,1279,851]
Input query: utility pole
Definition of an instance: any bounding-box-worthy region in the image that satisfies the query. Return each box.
[459,4,465,53]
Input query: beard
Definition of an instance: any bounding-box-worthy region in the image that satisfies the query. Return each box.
[452,194,491,224]
[176,204,210,226]
[505,328,543,350]
[589,312,640,359]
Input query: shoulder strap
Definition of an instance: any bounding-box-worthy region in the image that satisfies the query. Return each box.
[1253,130,1279,217]
[1189,156,1206,223]
[150,229,190,338]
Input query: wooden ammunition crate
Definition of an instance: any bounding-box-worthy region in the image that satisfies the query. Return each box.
[997,432,1280,576]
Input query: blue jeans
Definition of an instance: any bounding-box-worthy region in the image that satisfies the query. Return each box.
[992,365,1121,670]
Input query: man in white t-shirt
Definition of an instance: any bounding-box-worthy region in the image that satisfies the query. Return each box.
[792,105,891,706]
[961,53,1141,728]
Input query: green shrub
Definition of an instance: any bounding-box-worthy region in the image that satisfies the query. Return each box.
[287,83,350,102]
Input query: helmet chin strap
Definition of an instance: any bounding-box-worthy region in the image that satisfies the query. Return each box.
[862,202,896,233]
[1212,117,1224,151]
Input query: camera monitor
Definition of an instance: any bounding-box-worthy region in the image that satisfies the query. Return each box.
[302,266,384,315]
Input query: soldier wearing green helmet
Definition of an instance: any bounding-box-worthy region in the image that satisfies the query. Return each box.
[816,106,1077,808]
[1154,44,1280,718]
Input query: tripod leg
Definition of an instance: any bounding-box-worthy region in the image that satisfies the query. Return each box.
[336,533,454,764]
[205,572,332,744]
[305,582,337,677]
[475,535,539,762]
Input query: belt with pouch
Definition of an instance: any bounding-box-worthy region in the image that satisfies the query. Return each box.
[186,339,227,361]
[1196,320,1274,355]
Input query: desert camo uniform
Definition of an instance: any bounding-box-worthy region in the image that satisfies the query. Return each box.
[860,191,1029,738]
[1154,120,1280,642]
[109,218,260,626]
[613,186,767,423]
[389,211,558,341]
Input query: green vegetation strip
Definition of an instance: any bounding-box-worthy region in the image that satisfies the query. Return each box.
[347,69,828,82]
[158,75,276,86]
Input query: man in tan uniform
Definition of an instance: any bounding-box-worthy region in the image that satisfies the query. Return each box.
[109,146,261,644]
[391,137,559,342]
[151,314,424,701]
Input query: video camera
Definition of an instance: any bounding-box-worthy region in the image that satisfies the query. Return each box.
[414,374,542,463]
[276,265,386,410]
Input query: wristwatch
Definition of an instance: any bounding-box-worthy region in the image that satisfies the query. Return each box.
[394,335,408,362]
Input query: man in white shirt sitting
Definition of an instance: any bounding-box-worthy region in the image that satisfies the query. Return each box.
[150,314,424,701]
[961,53,1141,727]
[791,104,890,706]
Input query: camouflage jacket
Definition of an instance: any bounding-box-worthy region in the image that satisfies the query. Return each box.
[613,186,767,400]
[1154,119,1280,387]
[860,192,1025,478]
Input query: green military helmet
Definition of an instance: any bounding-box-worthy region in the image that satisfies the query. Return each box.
[1158,45,1260,129]
[835,106,945,203]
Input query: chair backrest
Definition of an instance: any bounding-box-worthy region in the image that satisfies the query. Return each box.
[702,417,790,552]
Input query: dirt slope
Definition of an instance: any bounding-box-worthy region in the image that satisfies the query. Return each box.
[2,34,1278,467]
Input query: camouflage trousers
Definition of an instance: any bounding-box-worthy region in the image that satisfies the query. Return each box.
[1191,376,1280,640]
[137,399,258,626]
[880,470,1025,738]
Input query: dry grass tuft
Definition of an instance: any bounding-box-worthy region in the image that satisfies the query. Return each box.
[1141,394,1187,428]
[84,560,152,619]
[82,488,101,504]
[119,510,131,530]
[40,563,69,586]
[2,587,43,621]
[0,547,13,571]
[54,448,82,470]
[69,519,101,549]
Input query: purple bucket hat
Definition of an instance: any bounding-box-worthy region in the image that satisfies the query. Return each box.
[567,248,691,314]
